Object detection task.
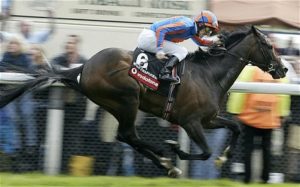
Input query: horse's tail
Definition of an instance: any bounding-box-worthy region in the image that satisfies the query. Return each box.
[0,65,84,108]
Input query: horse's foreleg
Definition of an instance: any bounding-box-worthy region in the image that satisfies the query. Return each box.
[167,120,212,160]
[209,116,241,158]
[167,116,240,163]
[198,116,240,167]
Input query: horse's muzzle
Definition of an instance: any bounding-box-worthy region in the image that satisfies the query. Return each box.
[271,66,288,79]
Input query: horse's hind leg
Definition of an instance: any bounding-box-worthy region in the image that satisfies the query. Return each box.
[113,98,181,177]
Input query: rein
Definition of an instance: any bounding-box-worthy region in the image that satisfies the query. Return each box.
[208,34,250,65]
[224,50,250,65]
[211,30,276,73]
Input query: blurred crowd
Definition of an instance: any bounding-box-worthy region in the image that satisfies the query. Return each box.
[0,1,89,173]
[0,0,299,184]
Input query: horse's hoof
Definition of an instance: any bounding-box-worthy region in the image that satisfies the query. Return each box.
[223,146,232,158]
[164,140,180,149]
[159,157,173,169]
[214,156,227,168]
[168,167,182,178]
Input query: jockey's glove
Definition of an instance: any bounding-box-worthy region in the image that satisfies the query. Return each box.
[213,37,225,47]
[217,34,227,45]
[156,50,168,60]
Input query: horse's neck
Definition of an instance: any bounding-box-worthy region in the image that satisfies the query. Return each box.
[214,35,253,96]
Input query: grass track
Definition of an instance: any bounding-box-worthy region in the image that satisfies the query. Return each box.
[0,173,297,187]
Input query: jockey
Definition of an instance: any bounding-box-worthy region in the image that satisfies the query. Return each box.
[137,10,222,82]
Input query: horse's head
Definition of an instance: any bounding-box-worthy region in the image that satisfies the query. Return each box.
[248,26,287,79]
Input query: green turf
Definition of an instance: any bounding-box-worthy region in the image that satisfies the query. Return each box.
[0,173,297,187]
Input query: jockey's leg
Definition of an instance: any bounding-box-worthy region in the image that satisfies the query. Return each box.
[159,56,179,82]
[159,41,188,82]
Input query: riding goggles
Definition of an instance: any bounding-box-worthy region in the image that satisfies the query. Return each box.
[199,26,213,37]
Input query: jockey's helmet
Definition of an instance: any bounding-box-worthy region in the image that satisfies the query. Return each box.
[194,10,219,33]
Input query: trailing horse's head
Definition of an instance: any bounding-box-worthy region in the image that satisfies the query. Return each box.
[249,26,287,79]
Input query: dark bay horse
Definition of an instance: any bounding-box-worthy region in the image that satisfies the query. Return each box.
[0,26,287,177]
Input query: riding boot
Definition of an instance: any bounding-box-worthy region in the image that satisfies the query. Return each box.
[159,56,180,82]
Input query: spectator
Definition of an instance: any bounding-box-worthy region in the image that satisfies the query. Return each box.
[19,9,55,44]
[28,44,50,170]
[285,58,300,182]
[1,35,31,67]
[281,37,300,57]
[227,66,290,184]
[136,113,178,177]
[0,35,37,171]
[106,142,136,176]
[1,8,54,59]
[190,96,229,179]
[80,101,136,176]
[0,104,19,172]
[267,34,283,55]
[278,37,300,182]
[1,8,55,45]
[51,34,87,173]
[29,44,50,73]
[51,34,86,68]
[190,128,227,179]
[286,93,300,182]
[1,0,13,31]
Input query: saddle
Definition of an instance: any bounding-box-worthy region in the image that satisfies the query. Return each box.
[129,48,185,119]
[129,48,184,96]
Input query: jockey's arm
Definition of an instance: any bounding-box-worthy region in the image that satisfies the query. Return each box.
[191,36,213,46]
[155,22,187,51]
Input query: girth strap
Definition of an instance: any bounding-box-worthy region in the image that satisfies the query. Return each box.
[162,62,185,120]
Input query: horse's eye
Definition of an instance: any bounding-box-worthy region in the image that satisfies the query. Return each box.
[262,40,272,49]
[268,44,273,49]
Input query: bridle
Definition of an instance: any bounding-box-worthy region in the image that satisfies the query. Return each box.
[215,28,278,73]
[246,30,278,73]
[205,27,281,92]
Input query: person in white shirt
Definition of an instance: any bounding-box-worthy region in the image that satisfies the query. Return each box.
[1,9,55,44]
[19,9,55,44]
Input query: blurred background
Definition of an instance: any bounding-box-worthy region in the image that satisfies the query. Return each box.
[0,0,299,185]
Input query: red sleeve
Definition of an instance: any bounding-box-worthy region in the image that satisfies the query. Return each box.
[192,36,213,46]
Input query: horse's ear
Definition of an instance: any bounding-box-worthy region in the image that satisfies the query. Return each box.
[251,25,258,35]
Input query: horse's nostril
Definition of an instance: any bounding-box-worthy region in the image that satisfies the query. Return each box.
[284,68,288,73]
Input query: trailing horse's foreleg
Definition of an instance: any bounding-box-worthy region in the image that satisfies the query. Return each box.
[209,116,241,158]
[203,116,240,167]
[167,120,212,160]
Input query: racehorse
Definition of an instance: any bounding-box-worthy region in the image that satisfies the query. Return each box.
[0,26,287,177]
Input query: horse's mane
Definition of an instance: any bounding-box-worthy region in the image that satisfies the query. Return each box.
[187,26,252,63]
[223,26,252,48]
